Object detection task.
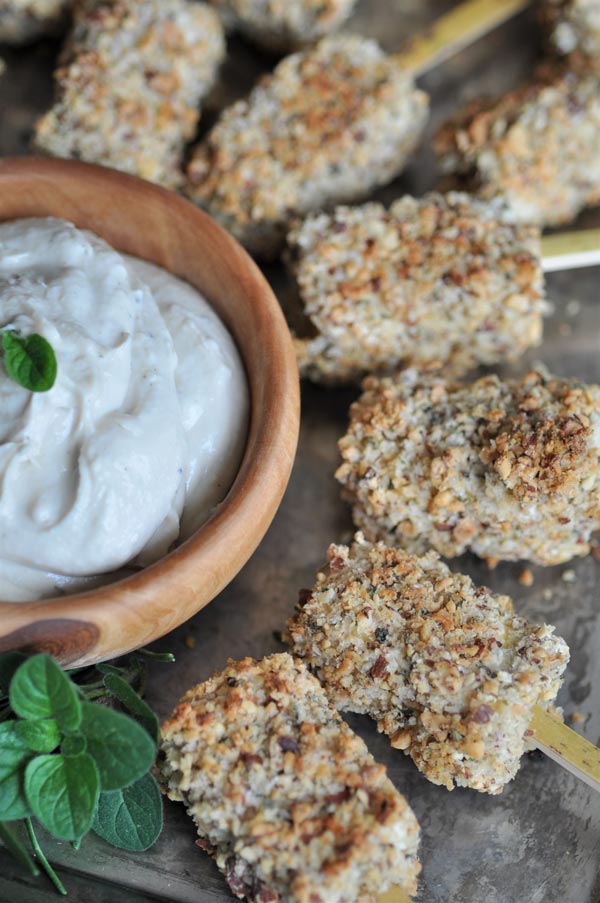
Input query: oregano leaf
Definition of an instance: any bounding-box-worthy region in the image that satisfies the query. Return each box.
[25,753,99,841]
[14,719,61,753]
[10,654,81,732]
[103,673,159,743]
[62,733,87,757]
[79,701,155,791]
[0,722,33,820]
[92,773,163,852]
[1,331,57,392]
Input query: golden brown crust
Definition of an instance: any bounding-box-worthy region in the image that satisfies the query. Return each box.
[286,535,570,794]
[336,369,600,565]
[286,192,544,385]
[34,0,225,187]
[435,66,600,227]
[185,36,428,257]
[159,653,421,902]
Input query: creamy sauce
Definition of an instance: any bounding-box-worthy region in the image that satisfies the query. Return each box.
[0,218,249,601]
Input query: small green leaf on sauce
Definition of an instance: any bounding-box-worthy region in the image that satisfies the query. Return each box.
[1,331,57,392]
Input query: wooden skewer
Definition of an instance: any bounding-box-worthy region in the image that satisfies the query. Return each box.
[528,705,600,792]
[541,229,600,273]
[399,0,530,78]
[377,887,413,903]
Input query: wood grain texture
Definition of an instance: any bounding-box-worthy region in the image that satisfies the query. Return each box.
[0,157,300,668]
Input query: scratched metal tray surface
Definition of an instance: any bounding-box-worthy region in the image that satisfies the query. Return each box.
[1,2,600,901]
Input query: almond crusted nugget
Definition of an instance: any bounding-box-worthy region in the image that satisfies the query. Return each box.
[34,0,225,188]
[539,0,600,71]
[0,0,70,43]
[286,535,570,794]
[287,192,545,385]
[435,66,600,227]
[336,368,600,565]
[159,653,421,903]
[209,0,357,52]
[186,36,429,257]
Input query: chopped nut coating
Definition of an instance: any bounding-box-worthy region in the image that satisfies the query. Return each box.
[0,0,70,43]
[539,0,600,71]
[337,369,600,565]
[208,0,357,52]
[186,36,429,257]
[435,67,600,227]
[159,653,420,903]
[287,192,544,385]
[286,535,570,793]
[34,0,225,188]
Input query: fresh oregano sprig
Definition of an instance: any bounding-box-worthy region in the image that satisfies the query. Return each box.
[1,330,57,392]
[0,650,172,895]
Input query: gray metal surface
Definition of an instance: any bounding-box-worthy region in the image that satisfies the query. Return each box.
[1,2,600,901]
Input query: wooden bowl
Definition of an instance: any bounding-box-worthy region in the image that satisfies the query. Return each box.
[0,157,300,667]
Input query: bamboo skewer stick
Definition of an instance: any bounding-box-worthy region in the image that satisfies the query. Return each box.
[528,706,600,793]
[541,229,600,273]
[398,0,530,78]
[378,887,413,903]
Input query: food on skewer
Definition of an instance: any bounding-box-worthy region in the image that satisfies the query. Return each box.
[336,368,600,565]
[33,0,225,188]
[185,35,429,257]
[159,653,421,903]
[286,534,570,794]
[288,192,545,385]
[208,0,358,52]
[539,0,600,71]
[0,0,70,43]
[435,66,600,227]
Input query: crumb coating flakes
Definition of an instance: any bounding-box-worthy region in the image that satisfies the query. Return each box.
[286,536,569,794]
[435,66,600,227]
[0,0,69,42]
[34,0,225,188]
[287,192,544,385]
[159,653,421,903]
[209,0,357,51]
[186,36,429,257]
[539,0,600,69]
[336,369,600,565]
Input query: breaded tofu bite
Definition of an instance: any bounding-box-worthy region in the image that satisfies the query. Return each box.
[287,192,545,385]
[539,0,600,70]
[34,0,225,188]
[0,0,70,43]
[286,535,570,794]
[186,36,429,257]
[435,66,600,227]
[159,653,421,903]
[336,368,600,565]
[209,0,357,52]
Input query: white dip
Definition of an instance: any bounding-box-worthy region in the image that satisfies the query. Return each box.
[0,218,249,602]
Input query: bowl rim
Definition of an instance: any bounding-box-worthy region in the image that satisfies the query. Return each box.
[0,156,300,666]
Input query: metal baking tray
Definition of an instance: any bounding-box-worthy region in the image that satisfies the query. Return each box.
[1,2,600,900]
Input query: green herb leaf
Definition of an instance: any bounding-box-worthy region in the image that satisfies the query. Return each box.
[62,733,86,758]
[92,773,163,852]
[79,701,155,791]
[10,654,81,732]
[14,719,61,753]
[0,722,33,820]
[25,753,100,841]
[103,673,159,743]
[1,332,57,393]
[0,651,26,695]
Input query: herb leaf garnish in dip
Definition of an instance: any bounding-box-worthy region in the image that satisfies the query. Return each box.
[1,331,57,392]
